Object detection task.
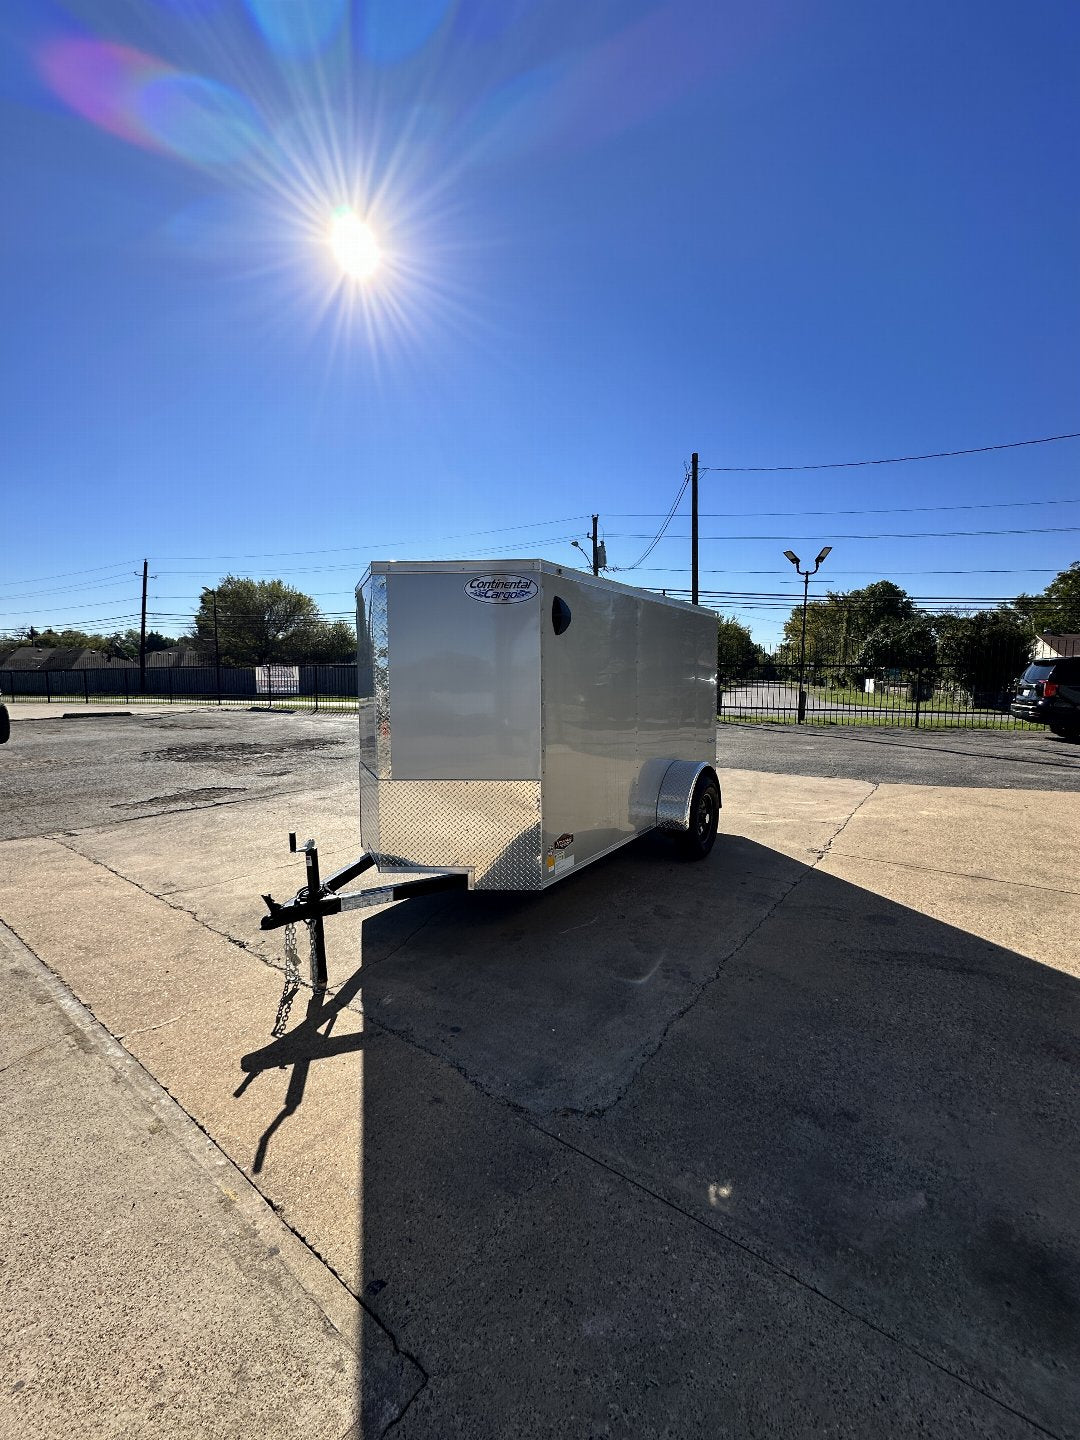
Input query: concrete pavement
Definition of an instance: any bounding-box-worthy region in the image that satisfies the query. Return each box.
[0,925,420,1440]
[1,710,1078,1437]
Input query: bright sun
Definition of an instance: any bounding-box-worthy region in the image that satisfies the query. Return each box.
[329,207,380,280]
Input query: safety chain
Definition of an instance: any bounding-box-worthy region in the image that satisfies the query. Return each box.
[271,922,302,1036]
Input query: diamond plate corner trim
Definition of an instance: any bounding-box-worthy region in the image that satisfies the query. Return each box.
[359,763,380,855]
[369,572,391,779]
[655,759,710,833]
[366,779,543,890]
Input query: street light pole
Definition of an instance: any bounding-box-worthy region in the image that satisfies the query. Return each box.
[783,545,832,724]
[211,591,222,707]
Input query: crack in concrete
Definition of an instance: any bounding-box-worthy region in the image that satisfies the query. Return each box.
[535,1126,1065,1440]
[378,1368,431,1439]
[569,782,881,1122]
[48,834,280,971]
[0,1033,70,1076]
[825,847,1080,897]
[116,1015,185,1040]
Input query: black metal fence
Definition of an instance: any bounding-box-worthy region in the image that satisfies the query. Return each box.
[2,654,1043,731]
[718,660,1032,729]
[0,663,361,712]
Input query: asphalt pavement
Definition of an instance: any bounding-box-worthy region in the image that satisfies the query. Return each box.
[718,720,1080,791]
[1,705,358,840]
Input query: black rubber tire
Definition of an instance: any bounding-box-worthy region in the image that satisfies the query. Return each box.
[0,705,9,745]
[1049,724,1080,742]
[679,769,720,860]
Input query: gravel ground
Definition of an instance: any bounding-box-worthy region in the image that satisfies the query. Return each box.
[719,721,1080,792]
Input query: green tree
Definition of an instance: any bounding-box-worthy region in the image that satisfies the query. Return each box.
[190,577,341,664]
[1013,562,1080,636]
[305,619,358,663]
[117,627,177,655]
[935,610,1031,695]
[856,615,937,676]
[716,615,760,682]
[27,627,110,652]
[780,592,847,663]
[782,580,916,664]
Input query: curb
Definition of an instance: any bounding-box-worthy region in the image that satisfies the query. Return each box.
[0,918,365,1352]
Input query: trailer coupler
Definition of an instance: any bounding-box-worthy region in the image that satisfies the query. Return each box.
[259,834,467,989]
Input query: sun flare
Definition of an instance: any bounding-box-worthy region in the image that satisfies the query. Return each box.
[329,206,380,280]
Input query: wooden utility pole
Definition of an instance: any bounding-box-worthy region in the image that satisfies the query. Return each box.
[691,452,699,605]
[590,515,600,576]
[138,559,148,694]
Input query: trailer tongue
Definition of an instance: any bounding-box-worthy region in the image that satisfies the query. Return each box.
[259,559,720,989]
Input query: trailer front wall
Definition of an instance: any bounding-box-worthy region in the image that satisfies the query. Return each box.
[358,565,545,889]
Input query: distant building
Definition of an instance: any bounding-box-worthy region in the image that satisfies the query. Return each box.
[0,644,209,671]
[145,645,205,668]
[0,646,134,671]
[1034,632,1080,660]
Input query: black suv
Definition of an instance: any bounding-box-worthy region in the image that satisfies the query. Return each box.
[1010,657,1080,739]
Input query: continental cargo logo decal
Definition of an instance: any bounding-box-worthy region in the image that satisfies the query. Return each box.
[464,575,538,604]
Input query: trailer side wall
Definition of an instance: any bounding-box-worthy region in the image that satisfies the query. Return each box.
[539,570,716,882]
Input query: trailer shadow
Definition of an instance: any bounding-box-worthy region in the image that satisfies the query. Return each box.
[350,833,1080,1435]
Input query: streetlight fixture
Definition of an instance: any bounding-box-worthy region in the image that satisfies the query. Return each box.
[784,545,832,723]
[571,516,606,576]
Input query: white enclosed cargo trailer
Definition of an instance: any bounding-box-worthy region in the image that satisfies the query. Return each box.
[357,559,719,888]
[261,560,720,984]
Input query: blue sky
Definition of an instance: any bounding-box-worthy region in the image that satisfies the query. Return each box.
[1,0,1077,645]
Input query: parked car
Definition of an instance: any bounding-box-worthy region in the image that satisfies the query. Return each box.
[0,687,9,744]
[1009,657,1080,739]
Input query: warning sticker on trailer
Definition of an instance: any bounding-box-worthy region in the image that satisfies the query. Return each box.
[545,833,575,875]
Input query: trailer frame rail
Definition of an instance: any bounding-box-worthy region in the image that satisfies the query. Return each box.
[260,833,468,988]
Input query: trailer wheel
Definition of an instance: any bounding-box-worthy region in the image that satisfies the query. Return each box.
[0,704,9,745]
[679,770,719,860]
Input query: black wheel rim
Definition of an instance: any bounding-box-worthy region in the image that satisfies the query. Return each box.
[695,792,714,843]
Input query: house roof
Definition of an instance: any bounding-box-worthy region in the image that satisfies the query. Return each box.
[0,646,136,670]
[1036,632,1080,658]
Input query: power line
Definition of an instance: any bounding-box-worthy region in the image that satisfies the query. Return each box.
[0,561,137,591]
[609,525,1080,541]
[150,516,591,564]
[611,497,1080,520]
[697,429,1080,473]
[614,467,691,572]
[629,566,1062,577]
